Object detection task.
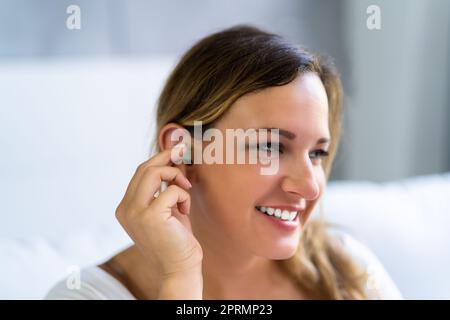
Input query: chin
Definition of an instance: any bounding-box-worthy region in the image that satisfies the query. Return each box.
[269,249,298,260]
[261,240,300,260]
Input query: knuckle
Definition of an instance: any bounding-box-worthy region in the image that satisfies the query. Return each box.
[115,202,138,222]
[151,165,180,178]
[141,163,155,174]
[136,162,147,173]
[142,165,182,184]
[143,165,160,178]
[115,204,124,220]
[136,161,159,175]
[169,166,182,175]
[166,184,181,193]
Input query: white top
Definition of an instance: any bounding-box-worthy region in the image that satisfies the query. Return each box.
[44,232,403,300]
[44,265,135,300]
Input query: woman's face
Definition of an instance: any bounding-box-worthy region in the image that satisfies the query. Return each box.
[189,72,330,260]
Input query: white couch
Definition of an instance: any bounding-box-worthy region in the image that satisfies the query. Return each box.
[1,58,449,299]
[324,173,450,299]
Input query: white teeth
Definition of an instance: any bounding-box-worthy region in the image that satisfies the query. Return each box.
[274,209,282,218]
[290,211,297,221]
[256,206,299,221]
[281,210,290,220]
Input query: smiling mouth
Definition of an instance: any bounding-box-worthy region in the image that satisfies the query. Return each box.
[255,206,299,222]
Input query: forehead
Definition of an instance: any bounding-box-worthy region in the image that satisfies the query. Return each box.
[217,72,330,138]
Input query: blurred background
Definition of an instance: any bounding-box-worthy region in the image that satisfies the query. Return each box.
[0,0,449,299]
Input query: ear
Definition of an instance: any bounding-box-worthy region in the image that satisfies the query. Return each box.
[158,123,196,182]
[158,123,190,152]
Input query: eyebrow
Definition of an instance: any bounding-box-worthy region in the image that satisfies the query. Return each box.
[257,127,330,145]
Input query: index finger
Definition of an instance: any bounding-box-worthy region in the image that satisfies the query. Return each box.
[121,143,188,201]
[148,142,188,167]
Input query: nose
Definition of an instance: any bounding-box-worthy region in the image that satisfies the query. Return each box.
[280,155,321,201]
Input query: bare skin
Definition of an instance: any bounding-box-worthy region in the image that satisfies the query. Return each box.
[99,245,306,300]
[105,72,330,299]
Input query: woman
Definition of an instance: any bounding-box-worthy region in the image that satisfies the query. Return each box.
[45,25,402,300]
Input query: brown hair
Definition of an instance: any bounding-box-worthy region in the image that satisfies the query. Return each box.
[153,25,368,299]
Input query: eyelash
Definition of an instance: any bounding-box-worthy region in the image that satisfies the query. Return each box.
[256,142,283,153]
[309,149,329,159]
[252,143,329,160]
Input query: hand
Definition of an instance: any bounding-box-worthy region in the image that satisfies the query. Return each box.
[115,143,203,279]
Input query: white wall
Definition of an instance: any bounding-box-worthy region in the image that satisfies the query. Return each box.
[341,0,450,181]
[0,57,176,240]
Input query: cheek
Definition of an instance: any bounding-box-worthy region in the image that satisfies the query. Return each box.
[195,163,266,216]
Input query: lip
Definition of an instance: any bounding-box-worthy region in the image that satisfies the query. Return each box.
[254,207,300,232]
[257,205,305,212]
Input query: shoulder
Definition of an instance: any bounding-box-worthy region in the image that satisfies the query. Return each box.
[329,229,404,300]
[44,265,136,300]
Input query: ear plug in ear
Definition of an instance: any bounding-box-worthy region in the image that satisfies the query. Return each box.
[171,142,192,165]
[182,144,192,165]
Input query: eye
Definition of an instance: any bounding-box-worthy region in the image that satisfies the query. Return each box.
[309,149,329,162]
[258,142,284,154]
[246,142,284,155]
